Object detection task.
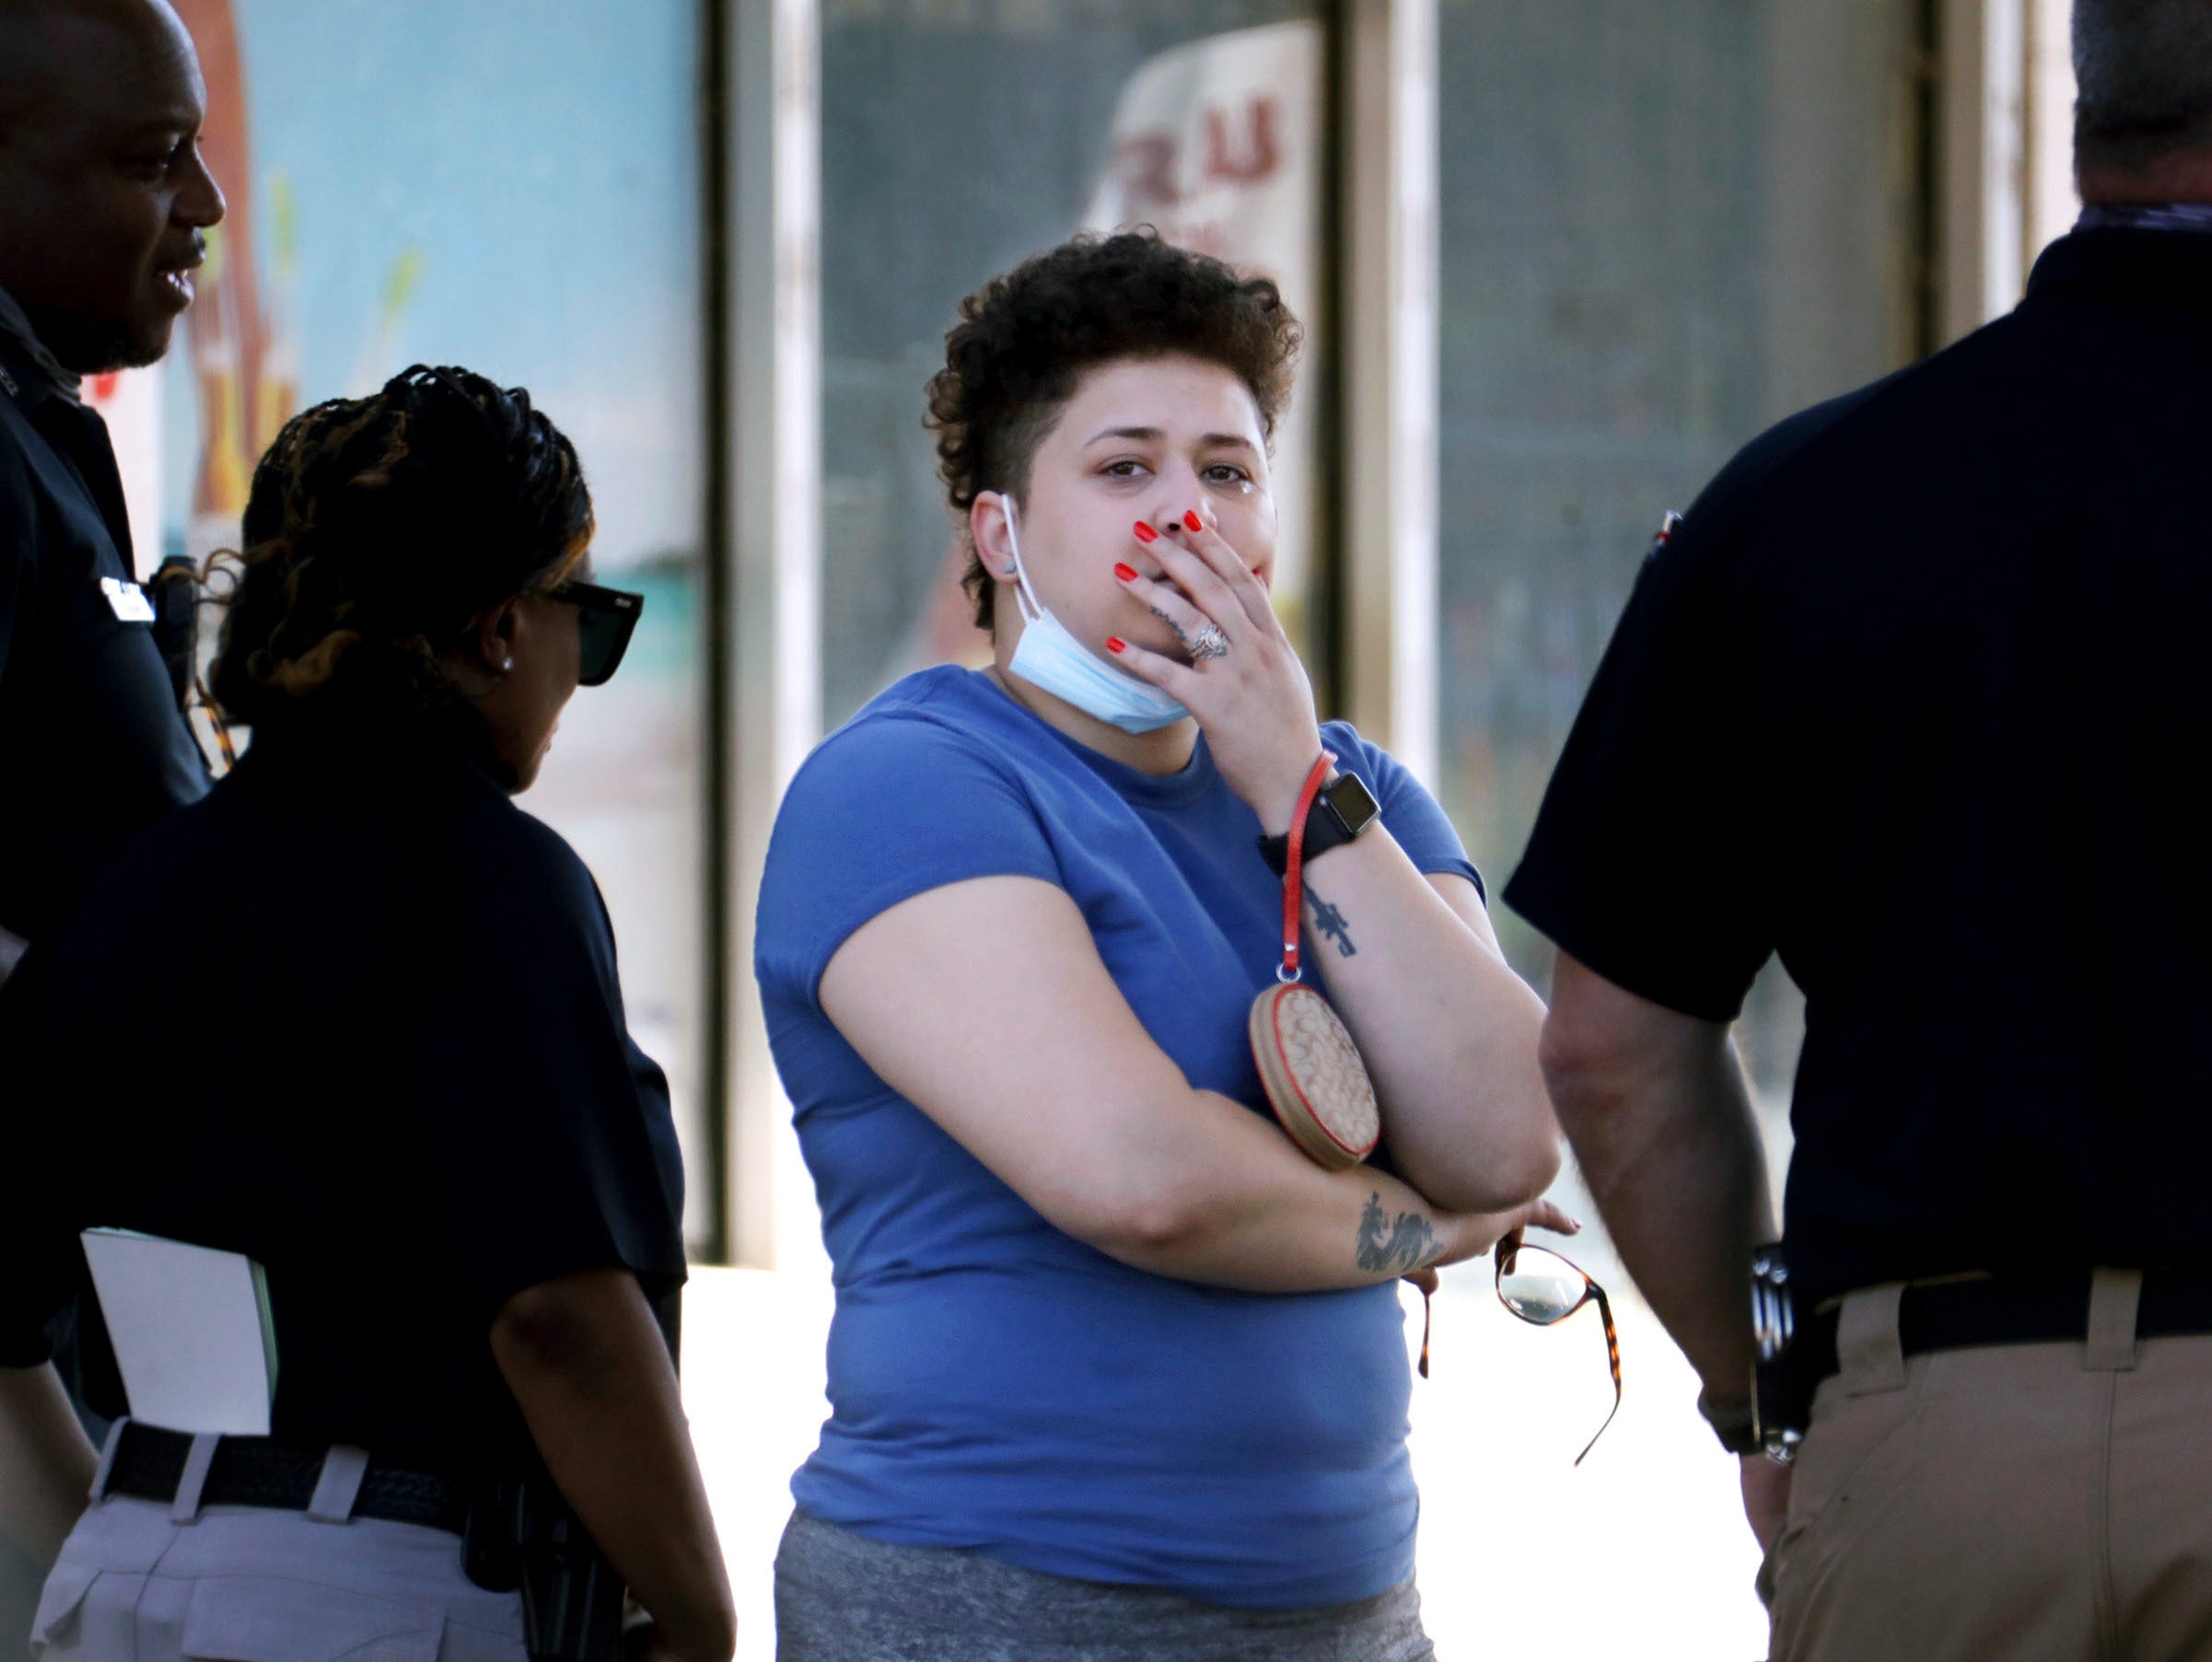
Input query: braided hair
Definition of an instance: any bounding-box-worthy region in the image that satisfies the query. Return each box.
[208,365,593,730]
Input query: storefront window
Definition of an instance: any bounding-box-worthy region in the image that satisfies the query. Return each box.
[1436,0,1922,1104]
[819,0,1327,727]
[158,0,715,1244]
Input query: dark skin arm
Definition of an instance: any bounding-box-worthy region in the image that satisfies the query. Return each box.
[490,1268,735,1662]
[1537,951,1789,1548]
[0,1363,98,1569]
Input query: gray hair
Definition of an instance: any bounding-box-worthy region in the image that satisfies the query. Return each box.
[2075,0,2212,164]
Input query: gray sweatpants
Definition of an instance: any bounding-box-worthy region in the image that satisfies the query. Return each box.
[774,1510,1438,1662]
[28,1444,524,1662]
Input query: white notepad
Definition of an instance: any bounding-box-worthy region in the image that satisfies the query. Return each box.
[79,1228,279,1436]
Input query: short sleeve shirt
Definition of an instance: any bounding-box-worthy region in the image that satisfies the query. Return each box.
[1508,227,2212,1306]
[754,667,1481,1610]
[0,713,684,1472]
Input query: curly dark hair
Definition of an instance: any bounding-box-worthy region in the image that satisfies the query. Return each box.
[926,228,1302,631]
[208,365,592,732]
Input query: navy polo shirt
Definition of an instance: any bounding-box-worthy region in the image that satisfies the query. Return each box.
[0,707,686,1472]
[0,328,208,944]
[1509,227,2212,1308]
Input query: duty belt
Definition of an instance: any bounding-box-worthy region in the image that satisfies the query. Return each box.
[1803,1267,2212,1386]
[104,1421,471,1535]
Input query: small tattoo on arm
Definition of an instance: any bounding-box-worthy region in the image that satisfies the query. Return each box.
[1309,890,1356,959]
[1356,1191,1439,1274]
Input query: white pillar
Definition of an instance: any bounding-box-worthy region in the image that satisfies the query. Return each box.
[2023,0,2079,260]
[727,0,823,1270]
[1940,0,2078,342]
[1340,0,1440,788]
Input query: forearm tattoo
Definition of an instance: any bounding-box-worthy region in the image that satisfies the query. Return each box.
[1307,888,1356,959]
[1356,1191,1438,1273]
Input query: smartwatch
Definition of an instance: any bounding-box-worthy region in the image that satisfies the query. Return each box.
[1257,771,1381,876]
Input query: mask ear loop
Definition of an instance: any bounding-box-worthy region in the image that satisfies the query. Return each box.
[1000,496,1046,624]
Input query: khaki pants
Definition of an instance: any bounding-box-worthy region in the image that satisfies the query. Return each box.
[1766,1270,2212,1662]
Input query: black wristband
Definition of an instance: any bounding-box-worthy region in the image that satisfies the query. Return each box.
[1696,1389,1763,1457]
[1257,772,1380,876]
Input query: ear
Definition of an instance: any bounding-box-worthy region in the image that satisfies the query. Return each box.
[969,491,1017,582]
[472,597,523,673]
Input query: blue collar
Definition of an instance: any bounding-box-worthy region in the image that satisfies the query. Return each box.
[2076,202,2212,236]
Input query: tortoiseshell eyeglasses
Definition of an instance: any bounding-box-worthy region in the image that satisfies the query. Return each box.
[1495,1229,1623,1466]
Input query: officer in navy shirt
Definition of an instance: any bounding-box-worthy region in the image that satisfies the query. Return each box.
[0,0,227,975]
[0,364,735,1660]
[1511,4,2212,1654]
[0,4,226,1642]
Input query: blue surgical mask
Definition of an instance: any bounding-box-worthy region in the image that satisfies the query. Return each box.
[1000,502,1190,735]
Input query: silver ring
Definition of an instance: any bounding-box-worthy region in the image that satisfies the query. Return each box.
[1188,622,1229,660]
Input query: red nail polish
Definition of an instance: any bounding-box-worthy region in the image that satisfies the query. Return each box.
[1183,510,1204,533]
[1106,636,1126,654]
[1113,563,1139,582]
[1133,521,1158,543]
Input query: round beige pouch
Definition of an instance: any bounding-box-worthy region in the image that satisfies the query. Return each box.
[1250,981,1380,1169]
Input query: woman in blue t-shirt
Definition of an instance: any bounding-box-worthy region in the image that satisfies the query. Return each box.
[756,230,1570,1660]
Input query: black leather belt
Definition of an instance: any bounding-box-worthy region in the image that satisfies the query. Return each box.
[1803,1269,2212,1386]
[105,1422,471,1536]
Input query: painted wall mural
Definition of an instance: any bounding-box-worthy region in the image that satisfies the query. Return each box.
[134,0,716,1246]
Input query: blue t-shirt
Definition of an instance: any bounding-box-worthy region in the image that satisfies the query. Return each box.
[754,667,1484,1609]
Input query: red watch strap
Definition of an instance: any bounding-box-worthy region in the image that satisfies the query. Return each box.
[1280,751,1337,981]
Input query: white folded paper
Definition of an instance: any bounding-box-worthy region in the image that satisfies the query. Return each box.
[79,1228,278,1436]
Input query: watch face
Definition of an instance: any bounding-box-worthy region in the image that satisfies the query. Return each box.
[1322,772,1380,834]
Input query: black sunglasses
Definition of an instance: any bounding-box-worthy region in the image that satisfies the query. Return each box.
[546,579,645,687]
